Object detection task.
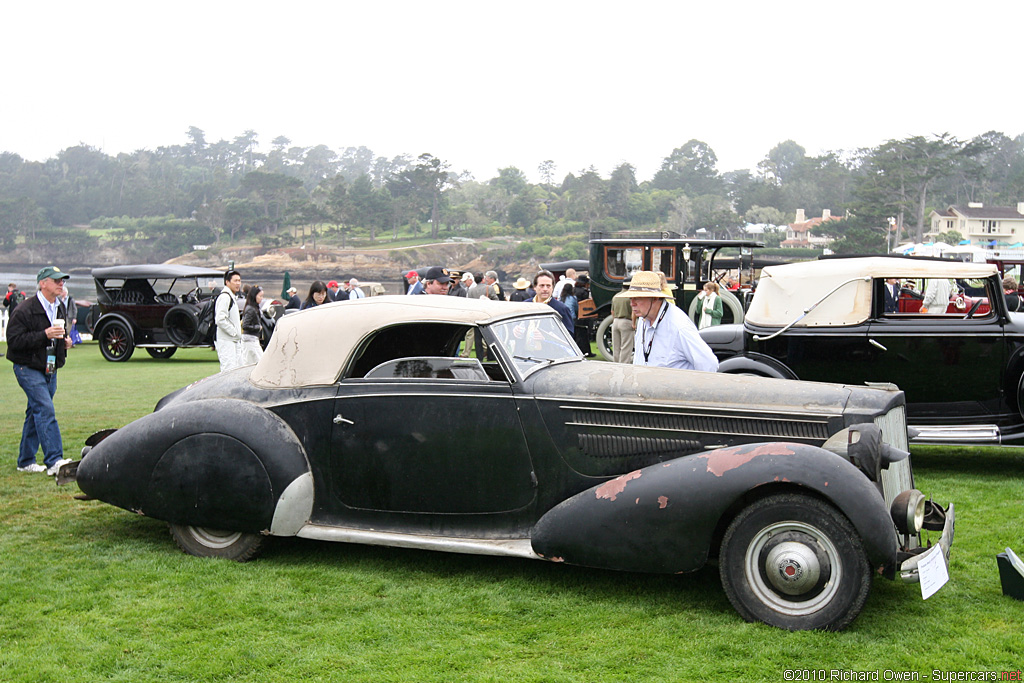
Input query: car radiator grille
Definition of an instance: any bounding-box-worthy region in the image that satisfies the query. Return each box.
[875,404,915,511]
[568,407,833,441]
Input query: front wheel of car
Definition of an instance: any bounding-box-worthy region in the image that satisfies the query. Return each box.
[719,493,871,631]
[98,321,135,362]
[168,524,265,562]
[146,347,177,359]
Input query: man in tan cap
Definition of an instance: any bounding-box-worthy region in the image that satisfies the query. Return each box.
[620,271,718,372]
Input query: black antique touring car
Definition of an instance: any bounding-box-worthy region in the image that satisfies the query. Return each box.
[90,265,226,361]
[700,256,1024,445]
[61,296,953,630]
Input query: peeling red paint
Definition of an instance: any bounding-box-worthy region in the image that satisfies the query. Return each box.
[658,496,668,509]
[699,443,796,477]
[595,470,642,501]
[550,556,565,563]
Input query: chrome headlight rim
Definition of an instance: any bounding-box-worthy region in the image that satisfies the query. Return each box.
[890,488,926,534]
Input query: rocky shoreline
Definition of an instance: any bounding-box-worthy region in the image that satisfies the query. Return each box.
[3,239,548,294]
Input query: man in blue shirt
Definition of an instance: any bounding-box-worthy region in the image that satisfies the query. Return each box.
[622,271,718,372]
[531,270,573,335]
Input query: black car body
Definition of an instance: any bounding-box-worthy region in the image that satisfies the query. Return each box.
[700,255,1024,445]
[91,265,226,361]
[62,296,953,630]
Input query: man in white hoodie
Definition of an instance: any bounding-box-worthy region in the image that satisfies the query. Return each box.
[215,269,243,372]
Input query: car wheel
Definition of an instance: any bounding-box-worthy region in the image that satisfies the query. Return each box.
[688,287,746,326]
[596,315,614,361]
[719,492,871,631]
[168,524,265,562]
[98,321,135,362]
[146,347,177,359]
[164,304,201,346]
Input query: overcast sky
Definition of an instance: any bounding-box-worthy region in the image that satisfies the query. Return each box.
[3,1,1021,184]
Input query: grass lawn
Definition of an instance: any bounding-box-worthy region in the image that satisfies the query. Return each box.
[1,341,1023,682]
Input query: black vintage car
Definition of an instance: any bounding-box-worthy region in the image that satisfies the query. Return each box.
[90,265,226,362]
[700,255,1024,445]
[60,296,953,631]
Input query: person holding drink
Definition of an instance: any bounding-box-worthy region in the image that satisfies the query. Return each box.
[6,266,74,475]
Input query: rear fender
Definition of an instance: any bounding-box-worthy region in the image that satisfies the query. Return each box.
[531,442,897,575]
[76,399,311,534]
[718,353,798,379]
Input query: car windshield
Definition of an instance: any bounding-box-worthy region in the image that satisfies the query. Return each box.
[489,316,581,376]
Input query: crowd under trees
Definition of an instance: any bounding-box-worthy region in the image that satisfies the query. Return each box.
[2,126,1023,263]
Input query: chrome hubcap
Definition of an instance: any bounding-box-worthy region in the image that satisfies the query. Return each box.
[765,541,821,595]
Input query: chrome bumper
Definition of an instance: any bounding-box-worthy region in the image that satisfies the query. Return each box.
[899,503,955,583]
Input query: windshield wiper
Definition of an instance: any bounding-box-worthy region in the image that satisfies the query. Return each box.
[513,355,554,366]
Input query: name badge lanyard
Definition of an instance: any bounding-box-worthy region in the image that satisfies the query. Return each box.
[641,301,669,364]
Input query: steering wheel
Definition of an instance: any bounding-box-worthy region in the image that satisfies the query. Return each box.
[183,286,202,305]
[964,299,983,319]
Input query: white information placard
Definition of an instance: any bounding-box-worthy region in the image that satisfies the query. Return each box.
[918,544,950,600]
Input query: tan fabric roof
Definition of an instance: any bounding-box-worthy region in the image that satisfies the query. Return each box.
[745,257,997,327]
[249,295,551,388]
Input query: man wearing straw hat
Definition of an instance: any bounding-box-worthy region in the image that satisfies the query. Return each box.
[620,270,719,372]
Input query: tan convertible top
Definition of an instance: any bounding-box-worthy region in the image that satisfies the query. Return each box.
[250,295,550,388]
[745,257,998,328]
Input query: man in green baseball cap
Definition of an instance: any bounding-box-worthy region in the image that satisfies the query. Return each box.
[6,265,73,475]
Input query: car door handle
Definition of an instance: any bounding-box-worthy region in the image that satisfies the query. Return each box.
[333,414,354,425]
[868,338,887,352]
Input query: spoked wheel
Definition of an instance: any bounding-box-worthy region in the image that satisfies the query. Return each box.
[146,347,177,359]
[596,315,614,361]
[98,321,135,362]
[169,524,265,562]
[719,493,871,631]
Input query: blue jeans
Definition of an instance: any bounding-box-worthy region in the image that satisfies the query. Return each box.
[13,364,63,468]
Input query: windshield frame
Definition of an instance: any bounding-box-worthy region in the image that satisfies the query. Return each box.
[485,314,583,380]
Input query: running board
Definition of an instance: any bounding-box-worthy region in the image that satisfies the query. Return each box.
[295,524,540,560]
[910,425,1000,443]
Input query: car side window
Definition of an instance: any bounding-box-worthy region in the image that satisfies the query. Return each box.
[365,357,490,381]
[877,277,995,319]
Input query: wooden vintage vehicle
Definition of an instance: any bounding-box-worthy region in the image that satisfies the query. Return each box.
[586,232,766,360]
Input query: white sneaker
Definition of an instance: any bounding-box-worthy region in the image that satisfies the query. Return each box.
[46,459,72,476]
[17,463,47,473]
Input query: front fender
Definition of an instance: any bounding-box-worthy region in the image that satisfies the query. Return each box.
[77,399,310,533]
[531,442,897,575]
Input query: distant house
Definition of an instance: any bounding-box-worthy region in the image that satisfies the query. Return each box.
[928,202,1024,245]
[780,209,840,248]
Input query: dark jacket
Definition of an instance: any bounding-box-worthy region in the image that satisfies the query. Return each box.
[538,297,574,335]
[6,295,68,372]
[241,305,263,336]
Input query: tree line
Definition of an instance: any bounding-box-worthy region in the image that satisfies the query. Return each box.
[1,127,1023,262]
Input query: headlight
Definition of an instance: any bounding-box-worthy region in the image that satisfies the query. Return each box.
[890,488,926,534]
[822,423,909,482]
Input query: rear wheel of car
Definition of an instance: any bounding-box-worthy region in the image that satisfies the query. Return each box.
[146,347,177,359]
[164,304,201,346]
[596,315,615,361]
[719,492,871,631]
[168,524,265,562]
[97,321,135,362]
